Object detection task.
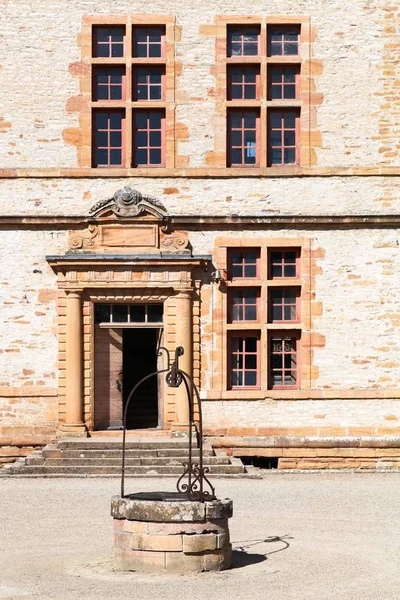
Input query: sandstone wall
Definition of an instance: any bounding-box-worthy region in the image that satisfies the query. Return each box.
[0,0,397,169]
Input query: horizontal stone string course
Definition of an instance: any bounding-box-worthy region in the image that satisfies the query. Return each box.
[111,495,233,573]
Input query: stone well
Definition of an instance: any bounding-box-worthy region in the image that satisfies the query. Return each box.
[111,492,233,573]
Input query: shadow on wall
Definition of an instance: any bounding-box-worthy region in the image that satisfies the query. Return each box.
[231,535,292,569]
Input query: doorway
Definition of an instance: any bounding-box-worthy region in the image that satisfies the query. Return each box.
[123,328,160,429]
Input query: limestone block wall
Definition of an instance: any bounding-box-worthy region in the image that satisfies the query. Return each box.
[0,0,398,169]
[1,176,400,216]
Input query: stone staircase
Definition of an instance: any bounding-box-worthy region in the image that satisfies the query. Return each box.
[0,436,248,477]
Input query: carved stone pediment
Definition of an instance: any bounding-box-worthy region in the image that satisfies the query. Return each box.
[89,187,168,220]
[68,187,190,254]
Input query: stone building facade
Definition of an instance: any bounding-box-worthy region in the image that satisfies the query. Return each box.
[1,0,400,469]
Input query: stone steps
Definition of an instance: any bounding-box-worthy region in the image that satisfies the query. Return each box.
[0,438,247,478]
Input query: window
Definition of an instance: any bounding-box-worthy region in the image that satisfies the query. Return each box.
[133,110,165,166]
[228,66,260,100]
[227,26,260,57]
[268,110,299,166]
[229,335,260,388]
[268,66,299,100]
[133,26,165,58]
[267,26,300,57]
[225,21,303,168]
[93,67,125,101]
[90,20,171,168]
[269,333,299,388]
[225,244,302,389]
[229,289,259,322]
[134,67,165,101]
[93,111,124,167]
[229,248,260,278]
[93,26,125,58]
[269,287,300,322]
[95,303,163,324]
[228,110,259,166]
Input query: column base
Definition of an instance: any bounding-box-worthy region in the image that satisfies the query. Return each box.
[58,422,88,439]
[170,422,197,438]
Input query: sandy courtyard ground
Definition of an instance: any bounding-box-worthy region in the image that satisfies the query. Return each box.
[1,474,399,600]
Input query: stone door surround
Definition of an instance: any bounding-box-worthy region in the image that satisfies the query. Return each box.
[47,187,210,436]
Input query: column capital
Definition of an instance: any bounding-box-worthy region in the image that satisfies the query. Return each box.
[65,290,83,299]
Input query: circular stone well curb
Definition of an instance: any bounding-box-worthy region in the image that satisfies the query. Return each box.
[111,493,233,573]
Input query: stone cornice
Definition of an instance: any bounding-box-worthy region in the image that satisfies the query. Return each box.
[2,166,400,178]
[2,215,400,228]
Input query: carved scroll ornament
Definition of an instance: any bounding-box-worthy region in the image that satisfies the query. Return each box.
[69,224,99,249]
[160,227,189,252]
[89,187,168,219]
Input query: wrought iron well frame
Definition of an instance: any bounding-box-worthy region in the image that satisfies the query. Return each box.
[120,346,216,503]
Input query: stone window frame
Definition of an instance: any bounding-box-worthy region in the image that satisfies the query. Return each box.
[208,15,322,170]
[75,14,176,169]
[205,236,323,400]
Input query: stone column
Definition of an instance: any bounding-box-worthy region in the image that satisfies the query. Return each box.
[173,290,193,432]
[60,291,87,437]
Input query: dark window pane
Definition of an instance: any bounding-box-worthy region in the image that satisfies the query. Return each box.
[244,86,256,100]
[136,130,148,147]
[150,71,162,84]
[95,112,108,128]
[284,306,294,320]
[112,45,124,58]
[270,131,282,145]
[150,148,162,164]
[135,112,147,128]
[95,131,108,146]
[136,86,148,100]
[245,305,257,320]
[232,305,242,321]
[272,306,282,320]
[149,112,161,128]
[149,30,162,43]
[149,86,162,100]
[272,339,282,352]
[284,264,296,277]
[284,43,298,55]
[97,72,109,84]
[271,354,283,368]
[110,131,121,147]
[95,149,108,165]
[284,113,296,128]
[270,112,282,127]
[270,148,282,164]
[284,148,296,164]
[230,112,242,128]
[150,131,161,146]
[243,263,256,276]
[244,372,257,386]
[112,305,128,322]
[96,29,109,43]
[272,265,282,277]
[245,355,257,369]
[230,148,242,164]
[110,149,122,165]
[246,337,257,352]
[129,305,146,322]
[110,112,122,128]
[135,149,147,164]
[286,70,296,83]
[244,44,258,56]
[231,372,242,386]
[284,131,296,146]
[135,44,147,57]
[284,85,296,99]
[244,112,256,128]
[112,29,125,43]
[149,44,162,57]
[244,130,256,145]
[270,42,282,55]
[231,85,243,99]
[95,304,111,324]
[229,42,243,56]
[97,45,109,58]
[147,304,163,322]
[136,72,147,84]
[110,86,122,100]
[230,130,242,146]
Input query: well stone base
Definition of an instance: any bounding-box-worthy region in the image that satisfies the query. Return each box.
[111,492,233,573]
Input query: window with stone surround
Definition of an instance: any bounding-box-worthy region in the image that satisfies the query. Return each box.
[90,18,173,168]
[225,244,302,390]
[224,20,304,168]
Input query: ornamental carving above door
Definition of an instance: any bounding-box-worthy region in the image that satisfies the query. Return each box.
[68,187,189,254]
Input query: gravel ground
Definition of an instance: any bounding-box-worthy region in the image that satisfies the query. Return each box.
[1,474,400,600]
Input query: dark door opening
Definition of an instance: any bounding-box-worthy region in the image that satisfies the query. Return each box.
[123,328,159,429]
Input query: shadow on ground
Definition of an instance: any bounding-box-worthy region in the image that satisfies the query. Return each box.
[231,535,292,569]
